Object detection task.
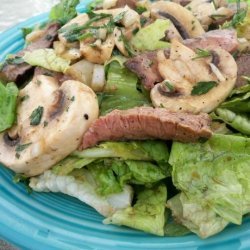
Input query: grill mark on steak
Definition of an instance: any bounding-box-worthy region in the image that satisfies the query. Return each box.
[80,107,212,149]
[0,22,60,84]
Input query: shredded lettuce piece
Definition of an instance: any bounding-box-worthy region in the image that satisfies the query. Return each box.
[49,0,79,25]
[52,141,170,196]
[0,82,18,132]
[29,170,133,217]
[130,19,170,51]
[99,61,150,115]
[104,183,167,236]
[168,134,250,238]
[23,49,70,73]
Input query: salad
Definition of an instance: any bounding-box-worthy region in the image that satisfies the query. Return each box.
[0,0,250,239]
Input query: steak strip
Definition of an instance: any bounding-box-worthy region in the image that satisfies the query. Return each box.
[80,107,212,149]
[0,22,60,84]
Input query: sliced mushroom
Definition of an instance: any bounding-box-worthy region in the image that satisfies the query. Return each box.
[150,40,237,114]
[58,13,90,45]
[80,35,115,64]
[185,0,215,30]
[150,1,205,39]
[0,75,99,176]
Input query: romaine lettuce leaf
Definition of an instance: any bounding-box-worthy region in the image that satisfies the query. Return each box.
[131,19,170,51]
[99,61,150,115]
[167,194,229,238]
[214,108,250,135]
[23,49,70,73]
[168,134,250,238]
[73,140,169,163]
[52,141,170,196]
[104,183,167,236]
[0,82,18,132]
[30,170,133,217]
[49,0,79,25]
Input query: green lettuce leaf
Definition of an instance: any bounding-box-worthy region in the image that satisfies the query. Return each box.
[214,108,250,135]
[53,141,170,196]
[73,140,169,163]
[0,82,18,132]
[99,61,150,115]
[168,134,250,238]
[23,49,70,73]
[130,19,170,51]
[104,183,167,236]
[49,0,79,25]
[167,194,229,238]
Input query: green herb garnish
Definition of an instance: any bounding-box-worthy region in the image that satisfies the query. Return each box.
[13,174,32,194]
[22,27,33,38]
[20,95,30,102]
[192,48,211,60]
[120,31,137,57]
[191,81,218,96]
[163,81,175,92]
[15,143,32,152]
[136,6,147,14]
[30,106,44,126]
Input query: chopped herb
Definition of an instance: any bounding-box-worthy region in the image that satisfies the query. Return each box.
[30,106,44,126]
[136,6,147,14]
[15,153,20,159]
[86,0,103,12]
[222,4,247,29]
[20,95,30,102]
[13,174,32,194]
[160,103,165,108]
[140,16,147,26]
[132,27,139,35]
[163,81,175,92]
[113,11,126,23]
[120,31,136,57]
[191,81,218,96]
[192,48,211,60]
[45,34,53,41]
[43,121,48,127]
[15,143,32,152]
[209,14,226,20]
[60,12,112,42]
[22,27,33,38]
[5,56,24,65]
[71,96,75,101]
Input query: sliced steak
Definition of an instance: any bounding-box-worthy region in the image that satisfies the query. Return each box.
[183,29,238,53]
[80,107,212,149]
[113,0,137,9]
[34,67,72,85]
[0,22,60,84]
[124,51,163,90]
[235,54,250,87]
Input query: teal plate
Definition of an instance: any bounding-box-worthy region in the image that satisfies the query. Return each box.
[1,2,250,249]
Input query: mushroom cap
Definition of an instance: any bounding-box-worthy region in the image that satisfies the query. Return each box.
[150,40,237,114]
[0,76,99,176]
[150,1,205,38]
